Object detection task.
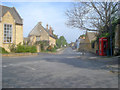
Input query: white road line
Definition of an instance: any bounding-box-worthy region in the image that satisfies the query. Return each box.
[2,65,7,67]
[24,66,36,70]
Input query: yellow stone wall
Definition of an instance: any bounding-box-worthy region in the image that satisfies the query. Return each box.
[29,36,36,45]
[40,30,49,41]
[84,34,91,51]
[49,36,56,47]
[0,11,23,52]
[80,33,98,53]
[15,25,23,45]
[0,23,2,47]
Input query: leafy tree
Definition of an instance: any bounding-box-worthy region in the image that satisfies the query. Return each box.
[56,39,61,48]
[56,36,67,48]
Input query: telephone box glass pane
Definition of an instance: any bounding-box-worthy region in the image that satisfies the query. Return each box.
[103,41,106,54]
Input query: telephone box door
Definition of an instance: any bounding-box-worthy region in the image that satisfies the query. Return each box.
[99,37,108,56]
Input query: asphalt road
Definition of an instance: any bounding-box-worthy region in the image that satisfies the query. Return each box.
[2,47,118,88]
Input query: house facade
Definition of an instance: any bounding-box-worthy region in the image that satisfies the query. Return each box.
[79,31,97,53]
[0,5,23,52]
[75,35,85,50]
[28,22,56,47]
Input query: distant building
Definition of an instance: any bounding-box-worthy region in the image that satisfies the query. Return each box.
[0,5,23,52]
[84,31,97,52]
[28,22,57,47]
[79,31,97,53]
[75,34,85,50]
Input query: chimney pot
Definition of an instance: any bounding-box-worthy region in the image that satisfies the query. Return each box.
[49,26,53,35]
[46,24,48,29]
[39,22,42,25]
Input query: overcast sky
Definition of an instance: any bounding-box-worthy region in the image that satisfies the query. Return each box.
[2,2,85,43]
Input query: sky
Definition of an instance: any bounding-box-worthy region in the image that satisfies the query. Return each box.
[2,2,85,43]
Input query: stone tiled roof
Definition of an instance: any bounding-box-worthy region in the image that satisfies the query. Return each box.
[0,5,23,25]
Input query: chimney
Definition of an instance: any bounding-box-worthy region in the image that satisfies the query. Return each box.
[49,26,53,35]
[39,22,42,25]
[46,24,48,30]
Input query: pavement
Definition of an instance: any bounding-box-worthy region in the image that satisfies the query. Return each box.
[2,47,119,88]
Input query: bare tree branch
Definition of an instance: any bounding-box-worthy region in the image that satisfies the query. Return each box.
[65,2,119,32]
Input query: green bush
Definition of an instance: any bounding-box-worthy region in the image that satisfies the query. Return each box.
[47,45,53,51]
[52,48,56,52]
[35,41,49,51]
[15,45,25,53]
[30,46,37,53]
[47,45,56,52]
[15,45,37,53]
[9,44,16,52]
[0,47,8,54]
[54,45,58,49]
[40,43,44,51]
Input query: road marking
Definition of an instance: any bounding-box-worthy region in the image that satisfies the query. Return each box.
[89,57,97,59]
[25,66,36,70]
[9,64,13,66]
[2,65,7,67]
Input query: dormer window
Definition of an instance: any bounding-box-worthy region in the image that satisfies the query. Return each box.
[3,24,12,43]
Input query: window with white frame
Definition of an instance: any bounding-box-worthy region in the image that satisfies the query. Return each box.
[4,24,12,43]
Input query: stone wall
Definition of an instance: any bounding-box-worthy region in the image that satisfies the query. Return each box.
[40,29,49,41]
[79,42,98,54]
[49,36,56,47]
[0,23,2,48]
[0,11,23,52]
[36,45,41,52]
[114,23,120,55]
[29,36,36,45]
[1,11,15,52]
[15,25,23,45]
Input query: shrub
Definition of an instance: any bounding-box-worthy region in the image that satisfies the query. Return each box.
[54,45,58,49]
[40,43,44,51]
[30,46,37,53]
[47,45,56,52]
[9,44,16,52]
[52,48,56,52]
[0,47,8,54]
[15,45,25,53]
[15,45,37,53]
[35,41,49,51]
[47,45,54,51]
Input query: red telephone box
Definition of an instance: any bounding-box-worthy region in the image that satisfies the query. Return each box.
[99,37,108,56]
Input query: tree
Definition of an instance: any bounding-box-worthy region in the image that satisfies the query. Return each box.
[65,2,119,32]
[56,36,67,48]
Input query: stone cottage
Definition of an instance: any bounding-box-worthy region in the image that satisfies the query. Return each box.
[0,5,23,52]
[76,35,85,50]
[28,22,56,47]
[79,31,97,53]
